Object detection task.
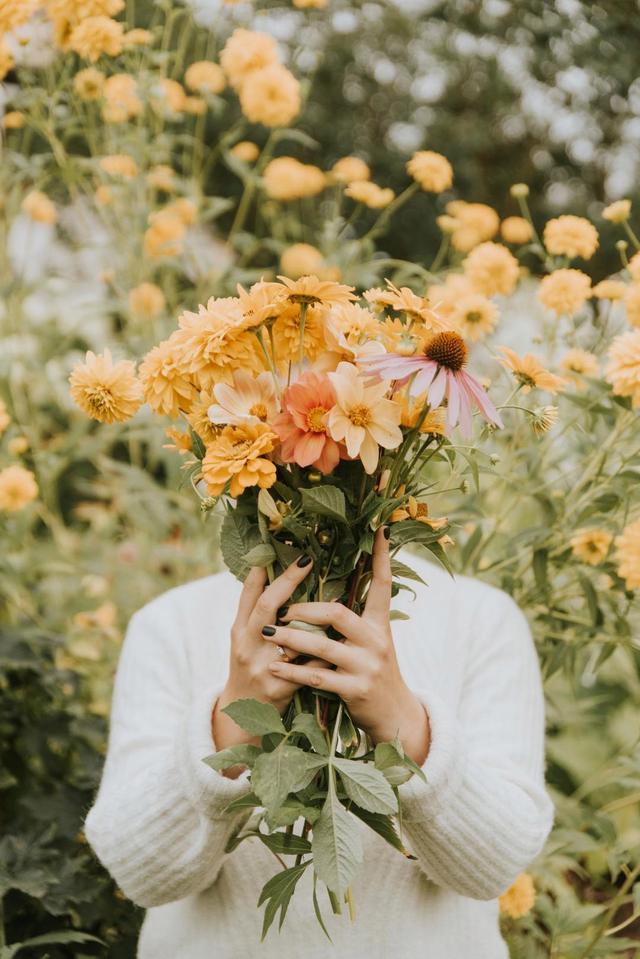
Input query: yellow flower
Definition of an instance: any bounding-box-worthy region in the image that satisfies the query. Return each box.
[345,180,395,209]
[220,29,279,91]
[624,284,640,327]
[22,191,57,224]
[400,398,447,435]
[100,153,138,178]
[543,215,598,260]
[176,297,264,389]
[147,165,177,192]
[406,151,453,193]
[275,274,355,307]
[602,199,631,223]
[530,405,558,436]
[449,291,499,342]
[538,269,591,316]
[0,398,10,434]
[95,184,112,206]
[446,201,500,253]
[292,0,327,6]
[327,302,379,346]
[143,211,186,258]
[165,197,198,226]
[615,518,640,590]
[272,302,327,363]
[0,38,13,82]
[426,274,475,323]
[498,346,567,394]
[128,282,166,320]
[331,156,370,184]
[510,183,529,198]
[0,464,38,512]
[231,140,260,163]
[73,66,105,99]
[627,251,640,282]
[280,243,325,279]
[499,873,535,919]
[152,78,187,116]
[605,329,640,408]
[2,111,25,129]
[570,528,613,566]
[327,361,402,473]
[463,242,520,296]
[366,280,445,332]
[102,73,142,123]
[8,436,29,455]
[560,348,599,389]
[263,157,326,200]
[186,390,219,445]
[201,422,277,497]
[239,63,301,127]
[139,334,197,418]
[237,280,288,329]
[185,60,225,94]
[591,279,626,301]
[501,216,533,245]
[0,0,39,32]
[69,16,124,61]
[69,349,143,423]
[123,28,152,47]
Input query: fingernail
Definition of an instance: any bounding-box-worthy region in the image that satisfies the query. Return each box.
[261,625,277,637]
[277,605,289,621]
[297,554,312,568]
[383,526,391,540]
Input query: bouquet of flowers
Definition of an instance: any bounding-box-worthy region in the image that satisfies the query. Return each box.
[69,272,503,935]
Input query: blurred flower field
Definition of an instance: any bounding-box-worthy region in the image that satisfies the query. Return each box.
[1,1,640,957]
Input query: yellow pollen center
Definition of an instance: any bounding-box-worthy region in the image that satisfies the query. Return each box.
[348,403,372,428]
[306,406,327,432]
[249,402,268,420]
[88,388,112,411]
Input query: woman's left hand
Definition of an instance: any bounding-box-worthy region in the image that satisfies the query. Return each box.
[263,526,431,766]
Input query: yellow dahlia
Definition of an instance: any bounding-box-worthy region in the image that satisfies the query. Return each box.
[345,180,395,209]
[151,78,187,116]
[73,66,105,99]
[201,422,277,497]
[220,29,279,91]
[272,302,327,362]
[22,191,57,224]
[143,211,186,258]
[538,269,591,316]
[406,150,453,193]
[449,291,499,342]
[559,348,599,389]
[69,16,124,61]
[231,140,260,163]
[446,201,500,253]
[102,73,142,123]
[187,390,219,445]
[280,243,325,279]
[570,528,613,566]
[498,346,567,394]
[543,215,598,260]
[463,242,520,296]
[185,60,225,94]
[123,27,152,47]
[275,274,355,307]
[602,199,631,223]
[499,873,535,919]
[0,464,38,513]
[263,157,326,200]
[615,519,640,590]
[100,153,138,178]
[147,165,177,192]
[624,284,640,327]
[331,156,370,184]
[426,274,476,322]
[139,334,197,418]
[591,279,626,301]
[176,297,264,389]
[0,0,39,32]
[365,280,445,332]
[239,63,301,127]
[128,282,166,320]
[500,216,533,245]
[605,329,640,407]
[69,349,143,423]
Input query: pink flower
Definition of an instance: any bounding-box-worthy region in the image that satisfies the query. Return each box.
[272,371,343,474]
[358,330,503,437]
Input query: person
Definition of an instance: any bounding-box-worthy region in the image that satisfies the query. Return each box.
[85,527,554,958]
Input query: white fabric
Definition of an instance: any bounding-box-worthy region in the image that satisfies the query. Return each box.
[85,553,554,958]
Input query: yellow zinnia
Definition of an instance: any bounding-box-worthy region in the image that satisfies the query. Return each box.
[0,464,38,513]
[239,63,301,127]
[538,269,591,316]
[559,348,598,389]
[231,141,260,163]
[499,873,535,919]
[263,157,326,200]
[345,180,395,209]
[463,242,520,297]
[0,0,39,32]
[615,518,640,590]
[501,216,533,245]
[69,349,143,423]
[570,528,613,566]
[624,284,640,327]
[176,298,264,389]
[220,29,279,90]
[128,282,166,320]
[449,292,499,342]
[446,201,500,253]
[591,279,626,301]
[69,16,124,61]
[605,329,640,408]
[602,199,631,223]
[331,156,371,184]
[406,150,453,193]
[139,334,197,418]
[22,191,57,224]
[102,73,142,123]
[543,215,598,260]
[201,422,278,497]
[280,243,326,279]
[73,66,105,100]
[185,60,225,94]
[100,154,138,178]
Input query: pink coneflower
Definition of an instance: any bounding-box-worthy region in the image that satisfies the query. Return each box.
[358,331,503,437]
[272,371,343,474]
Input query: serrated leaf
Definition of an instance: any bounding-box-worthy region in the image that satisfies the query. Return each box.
[203,743,260,772]
[258,862,310,940]
[389,520,443,549]
[220,511,262,579]
[390,559,427,586]
[222,699,286,736]
[252,746,322,810]
[374,741,412,785]
[300,485,347,523]
[258,831,312,855]
[312,786,363,896]
[348,803,413,857]
[291,713,329,755]
[265,799,321,829]
[244,542,277,567]
[333,758,398,814]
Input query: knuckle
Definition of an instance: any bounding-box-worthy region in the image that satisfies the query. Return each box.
[235,646,251,668]
[308,670,324,688]
[254,595,272,618]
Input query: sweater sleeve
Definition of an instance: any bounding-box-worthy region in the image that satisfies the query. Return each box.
[84,604,252,908]
[398,589,554,900]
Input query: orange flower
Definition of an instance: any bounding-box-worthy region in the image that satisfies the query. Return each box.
[69,349,143,423]
[389,495,448,528]
[498,346,567,394]
[138,334,197,418]
[201,422,277,497]
[273,371,343,474]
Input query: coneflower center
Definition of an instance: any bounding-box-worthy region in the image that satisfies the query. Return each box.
[348,404,372,427]
[424,331,468,371]
[306,406,327,432]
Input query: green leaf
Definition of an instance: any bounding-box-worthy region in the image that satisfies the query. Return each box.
[333,758,398,814]
[258,831,312,855]
[300,485,347,523]
[374,741,412,785]
[220,511,262,579]
[244,542,277,567]
[222,699,286,736]
[424,540,454,576]
[348,803,413,857]
[252,746,324,810]
[2,932,104,959]
[223,792,262,815]
[390,559,427,586]
[533,548,549,594]
[312,872,333,942]
[265,799,321,829]
[258,861,310,940]
[312,785,363,896]
[203,743,261,772]
[389,610,410,622]
[389,520,444,549]
[291,713,329,755]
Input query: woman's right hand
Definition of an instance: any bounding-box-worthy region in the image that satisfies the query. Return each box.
[212,555,322,767]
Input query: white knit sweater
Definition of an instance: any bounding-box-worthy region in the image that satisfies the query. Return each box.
[85,554,554,959]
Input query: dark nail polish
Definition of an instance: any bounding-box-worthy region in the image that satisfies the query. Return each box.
[297,554,312,568]
[262,625,277,637]
[383,526,391,540]
[277,605,289,621]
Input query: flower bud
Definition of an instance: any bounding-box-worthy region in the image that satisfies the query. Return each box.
[510,183,529,198]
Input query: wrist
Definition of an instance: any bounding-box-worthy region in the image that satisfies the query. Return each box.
[369,687,431,766]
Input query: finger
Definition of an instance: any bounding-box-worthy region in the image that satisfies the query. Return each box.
[268,659,353,698]
[364,526,392,622]
[234,566,268,627]
[282,602,372,646]
[261,625,356,669]
[247,556,314,632]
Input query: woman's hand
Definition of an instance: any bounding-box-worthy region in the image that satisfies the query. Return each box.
[263,527,431,766]
[213,555,329,764]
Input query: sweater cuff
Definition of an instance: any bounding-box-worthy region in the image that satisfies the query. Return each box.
[398,683,465,821]
[176,683,252,819]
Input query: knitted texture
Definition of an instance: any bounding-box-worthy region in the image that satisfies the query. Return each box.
[85,555,554,958]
